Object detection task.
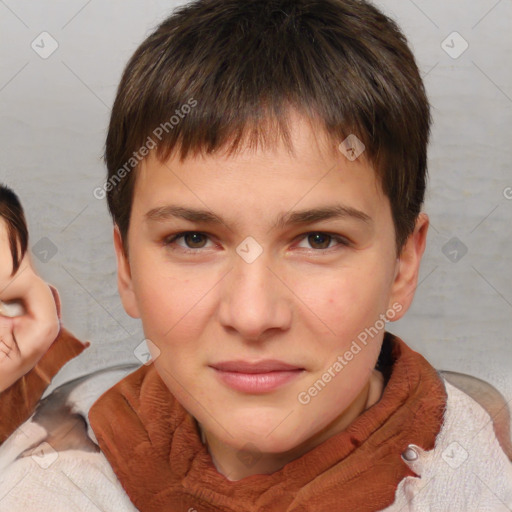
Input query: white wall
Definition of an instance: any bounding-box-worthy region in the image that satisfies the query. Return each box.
[0,0,511,400]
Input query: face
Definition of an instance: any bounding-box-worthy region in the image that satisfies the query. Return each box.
[0,218,19,302]
[0,218,13,283]
[0,218,26,316]
[115,111,427,458]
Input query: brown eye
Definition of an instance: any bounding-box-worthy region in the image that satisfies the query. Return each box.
[183,232,208,248]
[296,232,349,252]
[307,233,332,249]
[163,231,215,254]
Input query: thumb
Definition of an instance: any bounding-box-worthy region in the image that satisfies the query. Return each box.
[0,314,15,334]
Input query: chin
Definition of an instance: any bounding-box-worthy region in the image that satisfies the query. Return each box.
[234,434,300,455]
[214,418,305,455]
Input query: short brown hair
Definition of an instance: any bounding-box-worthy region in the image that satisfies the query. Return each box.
[104,0,431,253]
[0,185,28,275]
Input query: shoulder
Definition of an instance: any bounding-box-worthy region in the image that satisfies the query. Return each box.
[438,370,512,459]
[0,364,141,511]
[381,374,512,511]
[0,448,137,511]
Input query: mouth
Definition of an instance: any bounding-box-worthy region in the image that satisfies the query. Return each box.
[209,360,305,393]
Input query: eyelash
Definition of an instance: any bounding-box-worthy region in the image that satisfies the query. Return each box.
[162,231,351,255]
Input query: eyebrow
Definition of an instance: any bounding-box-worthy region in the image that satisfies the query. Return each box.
[145,204,372,229]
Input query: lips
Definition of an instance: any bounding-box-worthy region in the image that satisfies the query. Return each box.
[210,360,303,373]
[210,360,304,393]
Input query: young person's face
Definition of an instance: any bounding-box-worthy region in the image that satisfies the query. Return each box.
[0,218,20,301]
[0,219,13,286]
[115,110,427,467]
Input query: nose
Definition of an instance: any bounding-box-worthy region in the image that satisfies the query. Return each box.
[218,252,292,342]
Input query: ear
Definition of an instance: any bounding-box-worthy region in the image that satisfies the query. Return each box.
[387,213,429,321]
[113,225,140,319]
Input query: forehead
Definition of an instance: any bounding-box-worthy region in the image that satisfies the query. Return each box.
[131,112,388,229]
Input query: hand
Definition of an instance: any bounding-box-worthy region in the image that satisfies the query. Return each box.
[0,256,60,393]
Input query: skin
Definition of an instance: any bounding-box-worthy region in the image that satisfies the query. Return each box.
[114,110,429,481]
[0,218,60,392]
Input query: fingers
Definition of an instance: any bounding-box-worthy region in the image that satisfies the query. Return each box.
[14,276,60,357]
[0,275,60,393]
[0,247,60,392]
[12,316,59,365]
[0,319,23,393]
[0,330,19,360]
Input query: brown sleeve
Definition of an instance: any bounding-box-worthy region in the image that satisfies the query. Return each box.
[0,327,90,444]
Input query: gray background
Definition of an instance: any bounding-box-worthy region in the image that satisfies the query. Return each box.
[0,0,511,403]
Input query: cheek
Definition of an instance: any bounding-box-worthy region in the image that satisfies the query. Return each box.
[292,264,392,343]
[0,250,13,283]
[132,260,219,353]
[133,265,189,336]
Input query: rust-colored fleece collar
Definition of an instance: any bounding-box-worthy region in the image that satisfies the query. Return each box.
[89,333,447,512]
